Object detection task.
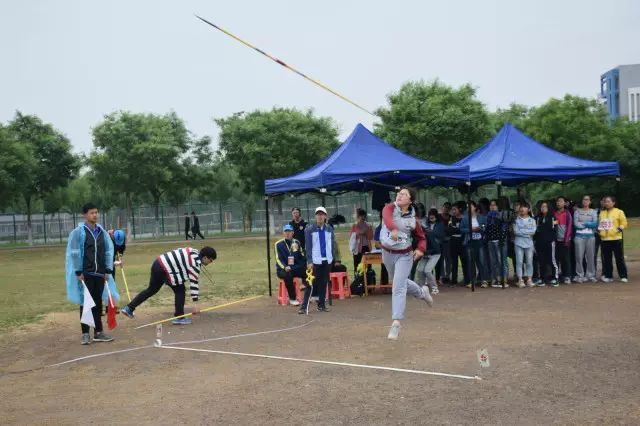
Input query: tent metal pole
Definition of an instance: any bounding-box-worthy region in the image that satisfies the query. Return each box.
[265,196,272,297]
[466,184,474,292]
[497,183,502,199]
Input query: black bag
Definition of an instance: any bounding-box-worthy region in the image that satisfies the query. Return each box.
[366,268,377,286]
[350,274,365,296]
[332,263,347,273]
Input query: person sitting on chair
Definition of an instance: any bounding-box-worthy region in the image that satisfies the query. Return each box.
[275,224,307,306]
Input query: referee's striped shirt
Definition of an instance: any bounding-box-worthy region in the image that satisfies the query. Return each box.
[157,247,201,301]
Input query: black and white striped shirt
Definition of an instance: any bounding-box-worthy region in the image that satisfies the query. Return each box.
[157,248,201,301]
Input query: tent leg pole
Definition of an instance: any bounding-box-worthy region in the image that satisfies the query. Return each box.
[497,184,502,199]
[466,185,474,293]
[265,196,272,297]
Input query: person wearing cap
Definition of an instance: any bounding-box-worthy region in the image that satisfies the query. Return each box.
[303,206,341,314]
[275,224,307,306]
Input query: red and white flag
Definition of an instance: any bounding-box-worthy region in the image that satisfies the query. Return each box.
[80,281,96,328]
[105,282,118,330]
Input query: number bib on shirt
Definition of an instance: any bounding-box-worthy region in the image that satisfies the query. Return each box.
[472,232,482,240]
[287,256,295,266]
[599,219,613,231]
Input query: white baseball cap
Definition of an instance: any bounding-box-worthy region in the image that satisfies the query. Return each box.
[315,206,327,215]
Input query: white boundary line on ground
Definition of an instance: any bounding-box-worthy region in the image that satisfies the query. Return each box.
[1,321,315,376]
[166,320,314,346]
[158,345,482,381]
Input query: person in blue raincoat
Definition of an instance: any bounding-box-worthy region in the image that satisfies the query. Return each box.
[65,203,120,345]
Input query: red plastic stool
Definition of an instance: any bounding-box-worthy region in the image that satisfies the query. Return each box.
[277,278,303,305]
[330,272,351,300]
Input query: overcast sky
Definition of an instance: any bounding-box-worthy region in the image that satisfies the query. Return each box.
[1,0,638,153]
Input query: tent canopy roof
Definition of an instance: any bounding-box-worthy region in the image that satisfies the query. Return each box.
[453,124,620,186]
[264,123,470,195]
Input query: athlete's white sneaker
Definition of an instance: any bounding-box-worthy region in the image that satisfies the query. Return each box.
[289,300,300,306]
[422,286,433,307]
[387,323,401,340]
[620,278,629,283]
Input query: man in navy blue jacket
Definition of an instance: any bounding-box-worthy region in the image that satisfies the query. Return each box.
[275,224,306,306]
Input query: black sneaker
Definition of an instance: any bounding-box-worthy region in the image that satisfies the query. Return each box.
[298,307,307,315]
[317,306,330,312]
[93,332,114,342]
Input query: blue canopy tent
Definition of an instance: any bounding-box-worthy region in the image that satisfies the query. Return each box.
[265,123,470,195]
[262,123,471,296]
[453,123,620,188]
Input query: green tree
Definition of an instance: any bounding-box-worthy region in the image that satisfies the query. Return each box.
[0,123,27,210]
[489,103,530,132]
[90,111,202,237]
[5,112,79,244]
[522,95,619,160]
[374,80,492,163]
[215,108,340,194]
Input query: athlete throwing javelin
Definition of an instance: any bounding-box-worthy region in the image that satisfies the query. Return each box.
[379,187,433,340]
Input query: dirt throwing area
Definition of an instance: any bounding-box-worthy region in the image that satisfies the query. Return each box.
[1,269,640,425]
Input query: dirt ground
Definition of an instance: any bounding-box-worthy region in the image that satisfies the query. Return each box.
[1,263,640,425]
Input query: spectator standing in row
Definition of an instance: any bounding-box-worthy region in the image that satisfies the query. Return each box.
[599,196,628,283]
[486,199,506,288]
[436,202,452,285]
[416,208,445,294]
[290,207,307,248]
[534,201,557,287]
[554,197,573,284]
[349,208,374,273]
[447,203,467,287]
[513,202,537,287]
[574,195,598,283]
[461,201,488,288]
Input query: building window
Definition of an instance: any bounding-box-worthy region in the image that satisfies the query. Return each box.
[629,88,640,122]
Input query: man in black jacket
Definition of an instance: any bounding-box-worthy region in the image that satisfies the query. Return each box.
[184,213,192,240]
[275,224,306,306]
[289,207,307,247]
[191,211,205,239]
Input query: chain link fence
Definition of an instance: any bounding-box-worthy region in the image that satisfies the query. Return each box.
[0,190,453,245]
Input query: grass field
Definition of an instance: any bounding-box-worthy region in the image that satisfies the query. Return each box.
[0,226,637,332]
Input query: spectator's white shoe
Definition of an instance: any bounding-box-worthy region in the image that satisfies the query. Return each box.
[601,277,613,283]
[589,277,598,283]
[620,278,629,283]
[431,285,439,295]
[289,300,300,306]
[517,279,525,288]
[526,278,534,287]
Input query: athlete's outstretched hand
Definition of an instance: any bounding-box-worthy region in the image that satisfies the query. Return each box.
[413,249,424,262]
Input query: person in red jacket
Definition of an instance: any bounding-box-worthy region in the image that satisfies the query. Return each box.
[379,187,431,340]
[554,196,574,284]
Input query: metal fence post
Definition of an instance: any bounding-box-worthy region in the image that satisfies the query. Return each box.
[218,202,223,234]
[43,213,47,244]
[58,213,63,243]
[12,214,16,243]
[132,207,136,239]
[161,205,165,236]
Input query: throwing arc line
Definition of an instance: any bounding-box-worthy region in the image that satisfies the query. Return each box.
[159,345,482,381]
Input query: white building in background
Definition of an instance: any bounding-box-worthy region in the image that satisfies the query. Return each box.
[600,63,640,122]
